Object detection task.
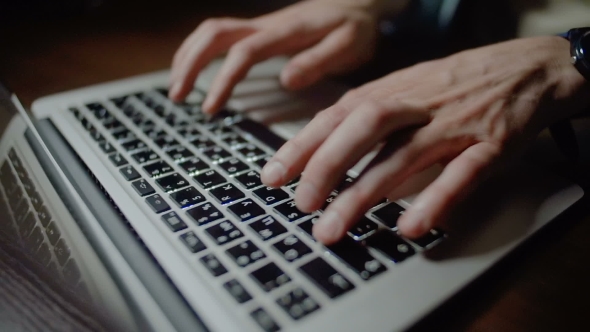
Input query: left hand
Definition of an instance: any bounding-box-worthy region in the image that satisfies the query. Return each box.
[260,36,590,245]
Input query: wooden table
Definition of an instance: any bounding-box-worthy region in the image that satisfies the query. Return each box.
[2,1,590,331]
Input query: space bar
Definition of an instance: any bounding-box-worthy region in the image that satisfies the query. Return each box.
[234,119,287,151]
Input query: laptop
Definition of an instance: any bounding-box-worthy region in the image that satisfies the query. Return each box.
[0,57,583,331]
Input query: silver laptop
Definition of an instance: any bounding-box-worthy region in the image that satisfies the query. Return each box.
[0,58,583,331]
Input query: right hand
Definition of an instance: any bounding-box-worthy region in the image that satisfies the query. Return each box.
[168,0,409,114]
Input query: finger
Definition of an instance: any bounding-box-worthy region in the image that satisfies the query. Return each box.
[202,26,327,113]
[312,129,451,245]
[169,19,255,102]
[295,100,430,212]
[280,23,360,90]
[397,141,501,238]
[260,100,363,188]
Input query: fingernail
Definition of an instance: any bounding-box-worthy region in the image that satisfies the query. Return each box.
[313,210,342,244]
[261,161,286,185]
[295,182,319,212]
[169,82,182,100]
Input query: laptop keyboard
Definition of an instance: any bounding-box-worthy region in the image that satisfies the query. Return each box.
[0,148,90,299]
[67,88,445,331]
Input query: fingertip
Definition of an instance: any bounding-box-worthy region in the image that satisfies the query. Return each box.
[294,182,322,213]
[397,209,429,239]
[260,161,286,187]
[312,210,344,245]
[280,66,307,90]
[168,82,183,102]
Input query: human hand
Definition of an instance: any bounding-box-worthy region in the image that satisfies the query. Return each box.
[168,0,408,113]
[260,36,590,245]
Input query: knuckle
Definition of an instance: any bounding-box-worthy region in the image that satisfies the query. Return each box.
[359,100,392,124]
[316,103,350,125]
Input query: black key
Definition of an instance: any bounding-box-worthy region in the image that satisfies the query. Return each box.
[178,127,201,139]
[144,128,166,139]
[365,230,415,263]
[0,162,18,194]
[299,257,355,299]
[154,135,178,149]
[297,218,316,240]
[272,235,312,263]
[237,144,266,160]
[409,228,445,248]
[186,202,224,226]
[131,149,159,164]
[249,215,287,241]
[19,212,37,239]
[254,156,271,169]
[371,202,405,229]
[200,254,228,277]
[226,240,266,267]
[112,129,135,142]
[208,123,234,136]
[179,157,209,175]
[227,198,265,222]
[121,139,147,151]
[88,128,105,142]
[334,175,356,193]
[218,158,249,175]
[98,141,116,154]
[166,146,194,161]
[21,177,35,197]
[45,221,61,245]
[143,160,173,178]
[109,153,128,167]
[202,146,232,162]
[251,308,280,332]
[205,220,243,245]
[156,173,189,193]
[276,288,320,320]
[321,193,337,210]
[29,190,44,212]
[209,183,245,205]
[120,165,141,181]
[131,178,156,196]
[250,262,291,292]
[63,259,81,284]
[146,194,171,213]
[347,217,378,241]
[25,226,44,252]
[223,279,252,304]
[36,205,52,227]
[36,243,52,266]
[161,211,187,232]
[170,187,206,208]
[190,136,215,150]
[54,238,71,266]
[80,117,93,131]
[327,237,386,280]
[104,119,124,131]
[179,231,207,253]
[274,200,310,222]
[235,170,263,190]
[252,186,290,205]
[13,200,30,224]
[222,133,248,147]
[193,170,227,189]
